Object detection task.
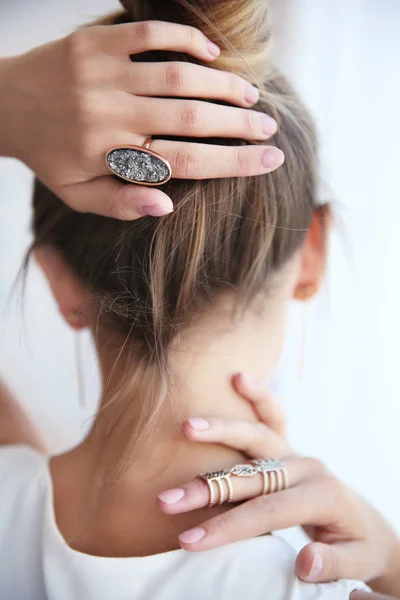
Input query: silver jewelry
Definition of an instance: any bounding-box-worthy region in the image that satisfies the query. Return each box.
[105,137,172,186]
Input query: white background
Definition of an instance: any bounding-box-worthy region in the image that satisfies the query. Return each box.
[0,0,399,548]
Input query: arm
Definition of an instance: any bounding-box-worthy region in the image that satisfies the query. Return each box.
[0,379,45,452]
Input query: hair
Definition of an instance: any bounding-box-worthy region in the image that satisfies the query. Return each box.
[31,0,321,439]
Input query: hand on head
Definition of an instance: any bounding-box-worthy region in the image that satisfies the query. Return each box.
[1,21,283,219]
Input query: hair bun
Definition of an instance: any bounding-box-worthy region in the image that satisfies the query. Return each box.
[121,0,272,82]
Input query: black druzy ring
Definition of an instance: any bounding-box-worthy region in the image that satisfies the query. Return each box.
[105,138,172,186]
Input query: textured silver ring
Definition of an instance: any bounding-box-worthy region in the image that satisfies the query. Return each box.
[105,137,172,186]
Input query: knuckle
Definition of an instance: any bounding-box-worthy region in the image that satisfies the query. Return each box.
[245,109,261,137]
[180,103,204,133]
[229,73,244,98]
[324,473,344,499]
[67,29,92,59]
[134,21,157,45]
[188,26,203,47]
[303,456,327,475]
[208,512,230,537]
[235,147,252,175]
[109,196,129,220]
[164,63,186,93]
[173,147,200,179]
[253,492,278,520]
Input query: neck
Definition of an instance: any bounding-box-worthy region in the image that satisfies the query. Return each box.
[51,296,287,557]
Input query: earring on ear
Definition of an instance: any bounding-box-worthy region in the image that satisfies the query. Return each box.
[296,283,318,301]
[67,312,81,326]
[66,309,86,329]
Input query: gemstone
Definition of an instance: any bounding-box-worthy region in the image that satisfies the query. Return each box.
[229,464,259,477]
[249,459,283,472]
[106,148,171,184]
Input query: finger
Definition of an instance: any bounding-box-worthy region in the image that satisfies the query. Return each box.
[296,541,378,584]
[232,373,287,439]
[91,21,221,61]
[182,417,288,458]
[178,486,311,551]
[133,97,277,140]
[158,456,312,516]
[60,176,173,219]
[151,141,284,178]
[119,62,260,107]
[177,466,332,551]
[98,139,284,179]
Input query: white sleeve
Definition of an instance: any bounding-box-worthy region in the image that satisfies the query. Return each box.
[290,577,371,599]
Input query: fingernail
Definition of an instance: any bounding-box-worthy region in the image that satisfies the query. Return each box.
[158,488,185,504]
[306,554,323,581]
[207,41,220,57]
[262,114,278,135]
[262,148,285,169]
[179,527,206,544]
[245,84,259,105]
[187,418,210,431]
[141,204,173,217]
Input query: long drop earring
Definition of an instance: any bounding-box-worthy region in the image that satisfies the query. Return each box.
[74,332,86,407]
[297,302,309,380]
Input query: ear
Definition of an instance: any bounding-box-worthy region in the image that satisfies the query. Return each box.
[35,246,89,330]
[293,206,331,302]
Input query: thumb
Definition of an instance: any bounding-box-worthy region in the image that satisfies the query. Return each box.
[296,541,374,584]
[60,176,174,220]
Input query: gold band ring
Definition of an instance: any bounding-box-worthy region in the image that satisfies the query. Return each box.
[197,459,289,507]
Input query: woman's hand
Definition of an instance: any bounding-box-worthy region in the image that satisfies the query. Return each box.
[0,21,283,219]
[158,374,400,596]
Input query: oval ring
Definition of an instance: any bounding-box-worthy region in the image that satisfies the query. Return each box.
[105,138,172,186]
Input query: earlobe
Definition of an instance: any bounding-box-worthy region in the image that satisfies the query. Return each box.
[34,245,89,330]
[293,282,319,302]
[293,207,331,303]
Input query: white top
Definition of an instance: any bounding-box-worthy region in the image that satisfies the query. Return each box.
[0,445,370,600]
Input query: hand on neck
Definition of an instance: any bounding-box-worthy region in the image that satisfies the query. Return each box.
[52,293,288,557]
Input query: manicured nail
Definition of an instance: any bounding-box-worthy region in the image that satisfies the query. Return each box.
[179,527,206,544]
[187,418,210,431]
[207,41,220,57]
[262,114,278,135]
[158,488,185,504]
[262,148,285,169]
[306,554,323,581]
[141,204,173,217]
[245,84,259,105]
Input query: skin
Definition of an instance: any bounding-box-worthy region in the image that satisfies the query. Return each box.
[27,208,395,597]
[0,15,396,599]
[0,21,284,219]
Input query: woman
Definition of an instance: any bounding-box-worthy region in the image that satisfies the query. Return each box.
[0,0,398,598]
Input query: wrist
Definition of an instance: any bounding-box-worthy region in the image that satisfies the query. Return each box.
[0,55,26,160]
[370,540,400,597]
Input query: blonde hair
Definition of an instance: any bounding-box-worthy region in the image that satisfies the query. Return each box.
[32,0,321,451]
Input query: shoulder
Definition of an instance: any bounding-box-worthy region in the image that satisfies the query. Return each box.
[0,442,47,482]
[173,536,369,600]
[0,444,50,597]
[0,442,49,522]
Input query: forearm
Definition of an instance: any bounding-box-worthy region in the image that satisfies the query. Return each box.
[0,55,23,159]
